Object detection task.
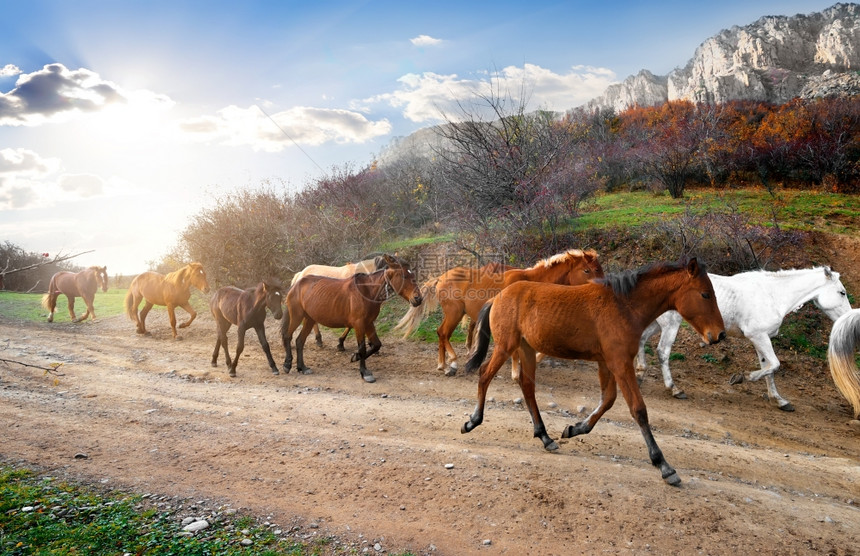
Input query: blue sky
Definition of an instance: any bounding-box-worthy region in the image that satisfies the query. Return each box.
[0,0,840,274]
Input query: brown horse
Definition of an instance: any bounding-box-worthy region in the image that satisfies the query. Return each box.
[395,249,604,375]
[281,263,423,383]
[462,258,725,486]
[210,280,284,377]
[291,254,394,348]
[124,262,211,339]
[41,266,108,322]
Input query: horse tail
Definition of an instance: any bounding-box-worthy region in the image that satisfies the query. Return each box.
[393,277,439,337]
[124,282,138,320]
[41,274,58,310]
[827,309,860,419]
[464,300,493,374]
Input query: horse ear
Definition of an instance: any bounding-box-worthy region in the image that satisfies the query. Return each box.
[824,266,833,279]
[686,257,700,276]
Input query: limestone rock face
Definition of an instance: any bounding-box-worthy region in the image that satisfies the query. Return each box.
[588,3,860,112]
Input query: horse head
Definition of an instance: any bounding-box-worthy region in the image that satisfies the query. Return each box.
[385,264,423,307]
[96,266,109,292]
[187,262,211,294]
[562,249,604,285]
[814,267,851,321]
[670,257,725,345]
[263,280,285,320]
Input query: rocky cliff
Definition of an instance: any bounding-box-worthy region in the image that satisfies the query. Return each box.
[587,3,860,112]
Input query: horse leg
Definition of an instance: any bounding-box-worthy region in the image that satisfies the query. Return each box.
[517,342,558,450]
[230,325,248,377]
[337,327,352,352]
[614,361,680,486]
[211,319,224,367]
[76,294,95,322]
[46,293,57,322]
[138,301,153,335]
[254,325,279,375]
[66,296,77,322]
[461,345,509,434]
[280,311,300,373]
[350,325,376,383]
[563,361,617,438]
[166,304,180,339]
[635,320,661,380]
[314,323,323,347]
[437,310,462,376]
[732,335,793,411]
[295,318,315,374]
[177,302,197,329]
[655,315,685,399]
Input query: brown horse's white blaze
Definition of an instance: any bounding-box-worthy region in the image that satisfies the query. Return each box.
[41,266,108,323]
[210,280,284,377]
[281,262,422,383]
[124,262,211,339]
[462,258,725,486]
[394,249,604,375]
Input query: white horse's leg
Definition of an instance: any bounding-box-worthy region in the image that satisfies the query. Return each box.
[635,320,661,378]
[655,312,686,399]
[730,333,793,411]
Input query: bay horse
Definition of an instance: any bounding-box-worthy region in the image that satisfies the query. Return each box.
[124,262,211,339]
[636,266,851,411]
[41,266,108,322]
[291,254,393,349]
[462,258,725,486]
[827,308,860,420]
[394,249,604,375]
[210,280,284,377]
[281,262,423,383]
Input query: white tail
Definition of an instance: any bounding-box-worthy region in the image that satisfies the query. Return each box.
[827,308,860,419]
[393,278,439,337]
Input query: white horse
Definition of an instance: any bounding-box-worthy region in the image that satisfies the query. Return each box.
[636,266,851,411]
[827,308,860,420]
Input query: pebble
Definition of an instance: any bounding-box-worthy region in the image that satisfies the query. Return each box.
[240,539,253,546]
[444,463,454,469]
[182,519,210,533]
[374,542,383,551]
[483,539,492,545]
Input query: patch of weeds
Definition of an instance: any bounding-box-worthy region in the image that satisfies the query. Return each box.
[700,353,719,364]
[669,352,686,362]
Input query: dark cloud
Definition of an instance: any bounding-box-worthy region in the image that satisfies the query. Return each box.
[0,63,127,125]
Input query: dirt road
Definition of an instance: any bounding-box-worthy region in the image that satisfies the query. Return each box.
[1,307,858,555]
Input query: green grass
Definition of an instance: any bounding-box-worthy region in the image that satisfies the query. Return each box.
[0,466,338,556]
[575,188,860,234]
[0,289,209,324]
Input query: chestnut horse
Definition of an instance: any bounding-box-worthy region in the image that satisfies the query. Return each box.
[291,254,393,348]
[41,266,108,322]
[827,308,860,420]
[394,249,604,375]
[462,258,725,486]
[210,280,284,377]
[124,262,211,339]
[281,263,423,383]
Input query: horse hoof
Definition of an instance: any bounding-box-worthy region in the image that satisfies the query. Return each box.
[673,390,688,400]
[544,440,559,451]
[211,362,218,368]
[444,367,457,377]
[561,425,574,439]
[362,373,376,383]
[778,402,795,412]
[337,345,345,352]
[728,373,744,385]
[271,370,280,376]
[848,420,860,430]
[299,368,313,375]
[663,472,682,486]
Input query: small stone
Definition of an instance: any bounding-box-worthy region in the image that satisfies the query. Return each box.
[513,398,523,404]
[240,539,253,546]
[444,463,454,469]
[182,519,209,533]
[21,506,35,512]
[547,402,558,409]
[74,453,88,459]
[374,542,383,551]
[181,517,196,526]
[482,539,492,545]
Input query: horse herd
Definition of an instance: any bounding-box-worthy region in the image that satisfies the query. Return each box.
[39,249,860,485]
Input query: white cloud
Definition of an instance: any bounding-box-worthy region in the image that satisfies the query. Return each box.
[179,104,392,151]
[59,173,105,197]
[0,63,172,126]
[411,35,443,47]
[0,64,21,77]
[364,63,618,123]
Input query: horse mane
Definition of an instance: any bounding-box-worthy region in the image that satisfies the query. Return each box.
[528,248,597,270]
[595,257,704,297]
[165,263,199,286]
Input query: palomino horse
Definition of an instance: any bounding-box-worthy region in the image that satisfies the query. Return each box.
[291,254,393,349]
[281,263,423,383]
[636,266,851,411]
[124,262,211,339]
[395,249,604,375]
[827,308,860,420]
[211,280,285,377]
[462,258,725,486]
[41,266,108,322]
